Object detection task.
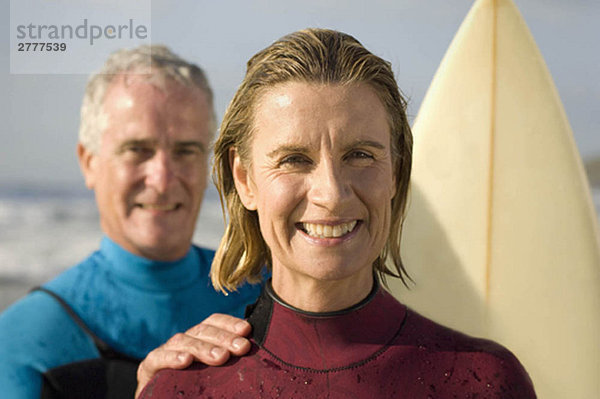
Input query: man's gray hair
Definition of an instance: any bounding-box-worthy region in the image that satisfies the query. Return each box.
[79,44,216,153]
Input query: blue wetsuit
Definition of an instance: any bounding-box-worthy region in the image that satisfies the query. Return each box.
[0,237,262,398]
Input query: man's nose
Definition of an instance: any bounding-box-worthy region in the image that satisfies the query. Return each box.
[307,160,352,211]
[145,151,175,193]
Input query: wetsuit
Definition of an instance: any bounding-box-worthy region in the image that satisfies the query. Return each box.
[0,237,262,399]
[142,280,536,398]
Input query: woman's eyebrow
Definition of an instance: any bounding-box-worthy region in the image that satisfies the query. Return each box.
[266,140,387,157]
[341,139,387,153]
[267,144,310,159]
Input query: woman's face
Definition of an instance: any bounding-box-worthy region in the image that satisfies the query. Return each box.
[233,82,396,296]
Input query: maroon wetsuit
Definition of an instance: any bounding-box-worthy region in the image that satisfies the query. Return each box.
[141,281,536,398]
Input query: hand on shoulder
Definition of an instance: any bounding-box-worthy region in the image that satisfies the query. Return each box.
[135,313,252,398]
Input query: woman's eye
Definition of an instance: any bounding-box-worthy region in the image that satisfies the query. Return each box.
[347,150,374,160]
[279,154,311,167]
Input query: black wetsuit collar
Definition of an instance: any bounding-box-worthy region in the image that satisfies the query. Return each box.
[265,278,379,318]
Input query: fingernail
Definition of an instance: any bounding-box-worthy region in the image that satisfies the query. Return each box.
[235,321,248,333]
[211,347,226,358]
[232,338,245,350]
[177,353,188,363]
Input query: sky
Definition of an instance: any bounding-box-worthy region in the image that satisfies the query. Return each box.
[1,0,599,187]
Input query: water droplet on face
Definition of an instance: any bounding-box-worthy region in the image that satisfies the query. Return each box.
[176,391,185,397]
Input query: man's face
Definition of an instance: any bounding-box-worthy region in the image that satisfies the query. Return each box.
[78,75,212,261]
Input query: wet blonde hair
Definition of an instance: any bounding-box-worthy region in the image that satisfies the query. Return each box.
[212,28,413,292]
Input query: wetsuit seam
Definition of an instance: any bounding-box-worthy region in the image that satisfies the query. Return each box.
[256,305,409,374]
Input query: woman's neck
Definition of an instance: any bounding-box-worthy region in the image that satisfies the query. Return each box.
[270,267,374,313]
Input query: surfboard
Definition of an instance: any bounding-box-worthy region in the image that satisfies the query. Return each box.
[388,0,600,398]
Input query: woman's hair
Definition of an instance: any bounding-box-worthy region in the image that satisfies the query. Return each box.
[211,28,413,292]
[79,44,215,154]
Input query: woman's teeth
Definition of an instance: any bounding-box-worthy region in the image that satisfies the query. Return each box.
[302,221,357,238]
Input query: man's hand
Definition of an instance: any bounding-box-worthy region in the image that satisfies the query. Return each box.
[135,314,252,398]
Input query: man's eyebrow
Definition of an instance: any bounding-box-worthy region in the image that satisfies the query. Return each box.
[116,139,207,153]
[116,139,156,152]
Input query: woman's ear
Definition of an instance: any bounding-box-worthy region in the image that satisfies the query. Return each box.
[230,147,257,211]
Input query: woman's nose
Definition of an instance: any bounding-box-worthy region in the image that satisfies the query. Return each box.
[307,160,352,210]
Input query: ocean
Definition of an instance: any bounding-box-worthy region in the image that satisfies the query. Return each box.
[1,183,599,312]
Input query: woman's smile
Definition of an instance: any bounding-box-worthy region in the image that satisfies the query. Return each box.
[296,220,361,248]
[299,220,359,239]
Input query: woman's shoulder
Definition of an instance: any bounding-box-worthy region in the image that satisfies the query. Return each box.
[392,306,536,397]
[399,307,507,352]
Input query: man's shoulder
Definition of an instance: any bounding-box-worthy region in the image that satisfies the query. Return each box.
[0,246,101,339]
[0,289,99,395]
[0,289,97,355]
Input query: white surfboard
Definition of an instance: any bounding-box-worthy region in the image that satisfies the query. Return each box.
[389,0,600,398]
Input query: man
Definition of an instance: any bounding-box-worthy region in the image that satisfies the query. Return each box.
[0,45,258,398]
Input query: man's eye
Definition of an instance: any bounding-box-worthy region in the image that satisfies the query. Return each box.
[121,145,154,161]
[127,146,152,154]
[175,147,199,156]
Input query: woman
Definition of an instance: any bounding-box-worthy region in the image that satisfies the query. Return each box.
[140,28,535,398]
